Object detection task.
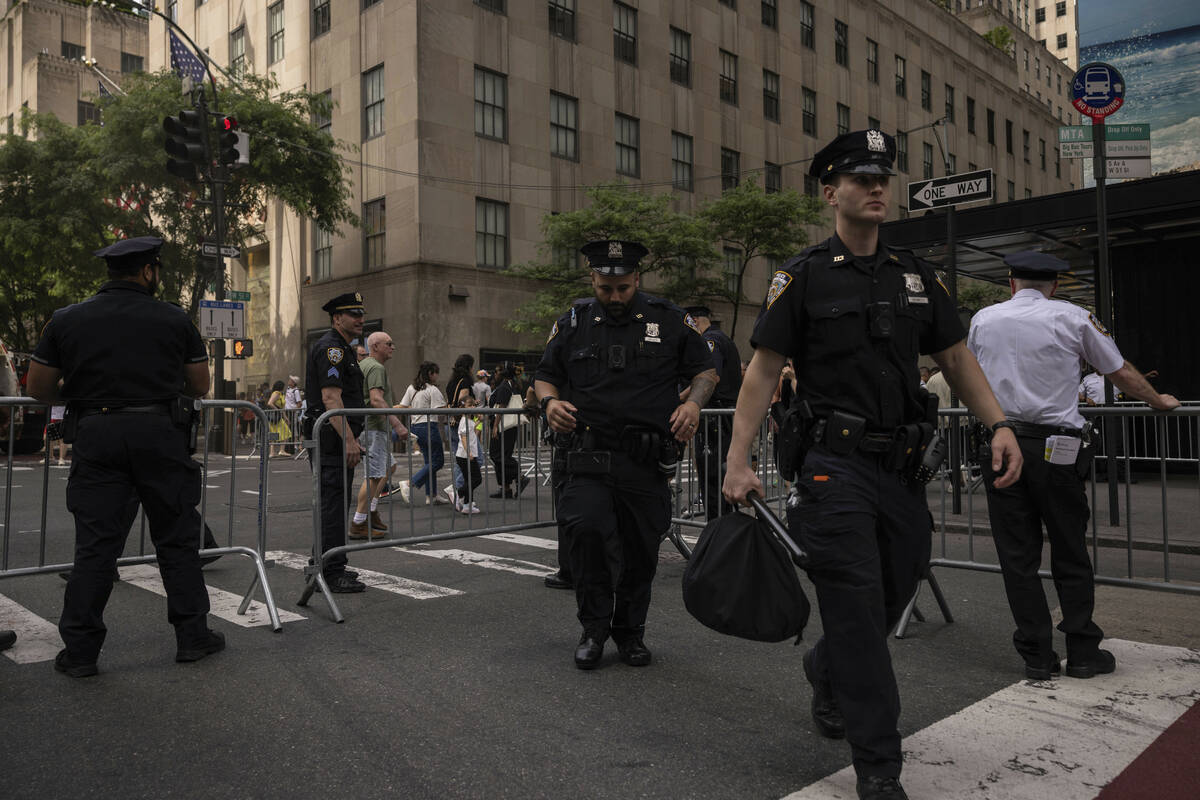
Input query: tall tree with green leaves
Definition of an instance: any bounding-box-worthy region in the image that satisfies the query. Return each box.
[698,179,825,338]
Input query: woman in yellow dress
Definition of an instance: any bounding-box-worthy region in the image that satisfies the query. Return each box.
[266,380,292,457]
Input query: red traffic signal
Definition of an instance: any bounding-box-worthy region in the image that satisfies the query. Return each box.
[222,116,238,132]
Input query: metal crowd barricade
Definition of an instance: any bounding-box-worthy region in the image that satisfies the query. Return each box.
[301,406,559,622]
[896,404,1199,638]
[249,407,305,459]
[0,396,284,633]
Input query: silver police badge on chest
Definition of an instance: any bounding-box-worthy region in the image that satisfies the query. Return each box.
[903,273,929,304]
[644,322,661,343]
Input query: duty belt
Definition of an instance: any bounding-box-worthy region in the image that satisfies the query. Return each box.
[1009,421,1081,439]
[78,404,171,418]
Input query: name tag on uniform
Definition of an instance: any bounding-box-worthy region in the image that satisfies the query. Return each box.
[1044,435,1081,465]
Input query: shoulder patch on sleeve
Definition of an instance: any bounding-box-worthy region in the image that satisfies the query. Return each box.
[683,312,702,334]
[933,273,951,296]
[1088,313,1112,338]
[706,339,715,352]
[766,270,793,308]
[546,320,559,343]
[327,346,344,364]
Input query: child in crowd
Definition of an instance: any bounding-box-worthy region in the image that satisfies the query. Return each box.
[455,393,483,515]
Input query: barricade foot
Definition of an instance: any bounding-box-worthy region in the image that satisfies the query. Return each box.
[894,585,921,640]
[926,568,955,624]
[667,527,692,560]
[238,558,283,632]
[299,572,345,623]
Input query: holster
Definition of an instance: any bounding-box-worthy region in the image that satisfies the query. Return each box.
[170,395,201,455]
[60,406,79,444]
[776,400,814,482]
[1075,423,1098,480]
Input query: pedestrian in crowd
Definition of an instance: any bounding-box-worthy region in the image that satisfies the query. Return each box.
[535,239,716,670]
[355,344,367,362]
[454,391,484,515]
[266,380,292,457]
[968,251,1179,681]
[472,369,492,406]
[398,362,450,506]
[721,131,1022,800]
[255,382,270,409]
[683,306,742,521]
[1078,367,1104,405]
[46,403,69,465]
[918,366,931,389]
[925,365,952,409]
[285,375,303,409]
[488,362,529,498]
[303,292,369,594]
[350,331,408,539]
[236,391,255,444]
[26,236,225,677]
[445,354,477,502]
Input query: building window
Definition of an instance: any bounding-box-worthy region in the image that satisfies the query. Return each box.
[615,113,639,177]
[948,153,956,173]
[229,27,246,79]
[613,2,637,65]
[268,2,285,65]
[987,108,996,145]
[476,0,506,12]
[836,103,849,136]
[671,132,693,192]
[1057,33,1068,49]
[799,1,814,49]
[362,65,384,140]
[922,142,933,179]
[77,100,100,126]
[1055,0,1065,16]
[761,0,777,29]
[550,92,578,160]
[314,226,332,281]
[1055,147,1061,178]
[1039,137,1046,170]
[1035,6,1045,22]
[1007,181,1015,201]
[866,39,878,83]
[670,27,690,86]
[896,132,908,172]
[802,87,817,136]
[719,50,738,105]
[868,116,880,130]
[721,148,740,192]
[895,56,906,97]
[62,41,84,60]
[167,0,178,22]
[765,161,781,193]
[944,84,955,123]
[1022,129,1030,162]
[1005,119,1013,154]
[920,70,931,111]
[548,1,576,41]
[723,247,740,294]
[312,0,330,38]
[966,97,976,134]
[363,198,386,270]
[314,89,332,134]
[762,69,780,122]
[474,67,506,141]
[476,198,508,268]
[803,174,819,197]
[834,19,849,66]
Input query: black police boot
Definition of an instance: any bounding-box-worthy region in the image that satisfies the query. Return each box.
[54,649,99,678]
[616,637,652,667]
[176,629,226,663]
[0,629,16,652]
[543,571,573,590]
[803,648,845,739]
[326,573,367,593]
[1065,648,1116,679]
[856,775,908,800]
[1024,650,1061,680]
[574,634,604,670]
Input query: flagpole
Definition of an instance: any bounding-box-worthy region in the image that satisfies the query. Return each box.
[85,60,126,96]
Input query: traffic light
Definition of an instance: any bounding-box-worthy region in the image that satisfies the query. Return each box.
[163,109,207,182]
[231,338,253,359]
[217,116,250,167]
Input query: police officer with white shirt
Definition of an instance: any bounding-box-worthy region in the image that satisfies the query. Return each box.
[968,251,1179,681]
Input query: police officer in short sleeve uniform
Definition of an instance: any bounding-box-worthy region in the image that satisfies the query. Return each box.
[968,252,1179,681]
[304,292,369,593]
[684,305,742,521]
[721,132,1022,800]
[25,236,224,677]
[535,240,717,670]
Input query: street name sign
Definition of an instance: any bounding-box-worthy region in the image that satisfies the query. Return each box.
[907,169,993,210]
[1105,159,1152,179]
[201,242,241,259]
[198,300,245,339]
[229,290,251,301]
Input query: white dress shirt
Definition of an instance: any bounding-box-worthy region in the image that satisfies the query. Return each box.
[968,289,1123,429]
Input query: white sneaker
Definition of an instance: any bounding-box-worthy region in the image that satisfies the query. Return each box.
[443,485,458,505]
[467,502,482,515]
[431,493,451,505]
[399,480,411,504]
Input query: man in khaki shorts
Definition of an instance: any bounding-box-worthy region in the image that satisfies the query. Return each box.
[351,331,408,538]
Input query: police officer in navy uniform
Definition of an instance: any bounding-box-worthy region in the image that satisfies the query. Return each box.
[968,251,1179,681]
[535,240,716,669]
[26,236,224,677]
[304,292,369,593]
[683,305,741,520]
[722,132,1023,800]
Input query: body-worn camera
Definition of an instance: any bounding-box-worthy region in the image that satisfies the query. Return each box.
[867,301,894,340]
[608,344,626,371]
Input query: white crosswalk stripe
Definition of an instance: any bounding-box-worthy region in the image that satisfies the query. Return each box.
[0,593,61,664]
[398,547,556,577]
[267,550,464,599]
[118,564,306,628]
[480,532,557,549]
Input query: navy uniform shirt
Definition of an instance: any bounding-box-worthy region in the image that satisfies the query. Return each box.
[702,327,742,407]
[751,234,964,429]
[536,292,714,437]
[304,329,366,436]
[31,281,207,404]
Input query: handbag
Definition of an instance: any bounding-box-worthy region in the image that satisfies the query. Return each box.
[497,385,525,432]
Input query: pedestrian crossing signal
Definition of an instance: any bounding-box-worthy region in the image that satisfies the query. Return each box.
[231,338,253,358]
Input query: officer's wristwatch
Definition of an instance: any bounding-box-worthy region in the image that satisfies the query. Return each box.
[539,396,557,415]
[990,420,1017,437]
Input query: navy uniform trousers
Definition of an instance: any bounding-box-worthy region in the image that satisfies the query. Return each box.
[61,414,210,660]
[556,452,671,642]
[309,459,354,578]
[788,445,931,780]
[981,434,1102,664]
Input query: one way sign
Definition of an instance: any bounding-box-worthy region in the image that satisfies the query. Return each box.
[908,169,993,209]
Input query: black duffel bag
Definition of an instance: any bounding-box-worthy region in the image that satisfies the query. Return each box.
[681,493,810,643]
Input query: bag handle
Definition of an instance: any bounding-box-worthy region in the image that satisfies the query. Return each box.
[746,491,809,568]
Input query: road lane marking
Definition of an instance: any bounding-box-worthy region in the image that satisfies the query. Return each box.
[0,593,62,664]
[267,550,463,600]
[782,638,1200,800]
[118,564,306,627]
[480,533,557,550]
[397,547,555,577]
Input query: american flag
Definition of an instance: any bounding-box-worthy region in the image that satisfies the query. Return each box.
[98,81,111,98]
[169,30,207,84]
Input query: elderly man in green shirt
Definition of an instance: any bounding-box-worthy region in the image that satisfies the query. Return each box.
[350,331,408,538]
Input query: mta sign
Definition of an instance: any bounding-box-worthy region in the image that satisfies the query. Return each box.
[907,169,993,210]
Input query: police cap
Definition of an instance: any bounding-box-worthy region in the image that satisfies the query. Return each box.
[321,291,365,315]
[808,129,897,184]
[94,236,164,272]
[1004,251,1068,280]
[580,240,648,276]
[684,305,712,318]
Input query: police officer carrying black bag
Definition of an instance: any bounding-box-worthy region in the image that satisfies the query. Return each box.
[303,292,369,594]
[535,240,716,670]
[722,132,1023,800]
[27,236,224,677]
[683,306,741,520]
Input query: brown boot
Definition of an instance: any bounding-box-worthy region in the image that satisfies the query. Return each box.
[348,520,383,540]
[369,511,388,532]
